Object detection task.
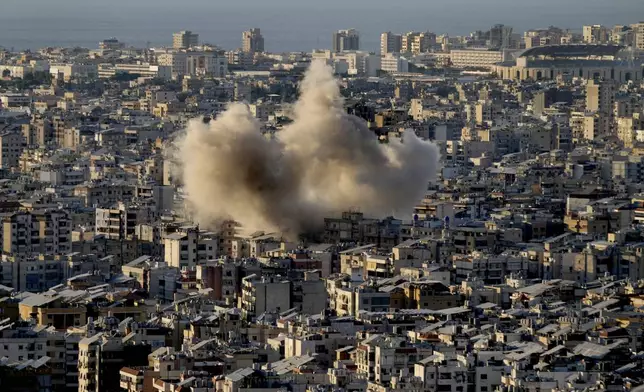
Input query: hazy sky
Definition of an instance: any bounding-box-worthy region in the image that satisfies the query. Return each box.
[2,0,643,51]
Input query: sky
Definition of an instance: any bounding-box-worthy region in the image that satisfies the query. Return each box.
[1,0,643,52]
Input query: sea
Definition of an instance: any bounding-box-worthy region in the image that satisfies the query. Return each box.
[1,0,643,52]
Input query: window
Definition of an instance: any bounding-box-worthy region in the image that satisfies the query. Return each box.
[481,374,488,380]
[481,388,488,392]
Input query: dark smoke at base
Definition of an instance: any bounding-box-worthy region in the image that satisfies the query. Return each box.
[174,61,441,239]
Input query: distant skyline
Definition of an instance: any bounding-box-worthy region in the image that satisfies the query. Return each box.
[1,0,643,52]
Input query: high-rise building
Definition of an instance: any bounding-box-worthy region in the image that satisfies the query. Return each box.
[333,29,360,52]
[586,79,615,113]
[164,228,218,269]
[411,32,436,54]
[78,333,151,392]
[172,30,199,49]
[583,25,610,43]
[380,32,402,54]
[400,31,436,54]
[401,32,417,53]
[633,22,644,50]
[0,131,24,169]
[489,24,513,48]
[242,28,265,53]
[156,50,228,77]
[586,79,616,139]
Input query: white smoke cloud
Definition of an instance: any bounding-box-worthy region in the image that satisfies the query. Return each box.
[174,61,441,237]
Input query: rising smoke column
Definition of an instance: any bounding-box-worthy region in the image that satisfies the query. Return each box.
[175,61,441,236]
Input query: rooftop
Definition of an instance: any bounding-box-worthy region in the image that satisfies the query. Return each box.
[519,44,623,58]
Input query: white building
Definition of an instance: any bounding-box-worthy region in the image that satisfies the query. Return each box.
[450,49,507,69]
[380,53,409,73]
[157,50,228,77]
[49,64,98,81]
[97,63,172,80]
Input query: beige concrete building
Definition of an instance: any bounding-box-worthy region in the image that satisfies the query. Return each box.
[585,79,615,139]
[0,131,24,169]
[163,228,218,269]
[95,203,155,240]
[156,50,228,77]
[633,22,644,50]
[583,25,610,44]
[242,28,264,53]
[172,30,199,49]
[2,210,72,255]
[450,49,507,69]
[586,79,615,113]
[400,31,435,54]
[380,32,402,54]
[617,113,644,147]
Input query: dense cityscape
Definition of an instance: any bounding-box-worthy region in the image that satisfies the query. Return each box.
[1,16,644,392]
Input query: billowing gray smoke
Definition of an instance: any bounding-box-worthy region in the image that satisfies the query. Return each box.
[175,61,441,237]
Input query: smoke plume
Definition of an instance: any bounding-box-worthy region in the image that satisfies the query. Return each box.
[175,61,441,237]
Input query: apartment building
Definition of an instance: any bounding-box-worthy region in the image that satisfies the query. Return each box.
[78,333,150,392]
[95,203,155,240]
[284,331,353,367]
[453,252,529,284]
[172,31,199,49]
[583,25,611,43]
[163,228,218,269]
[156,50,228,77]
[22,117,53,147]
[450,49,505,69]
[242,28,265,53]
[333,29,360,52]
[2,210,72,255]
[0,131,24,169]
[73,182,134,207]
[381,32,402,54]
[0,323,84,392]
[401,31,436,54]
[355,335,432,384]
[635,22,644,50]
[240,274,290,320]
[380,53,409,73]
